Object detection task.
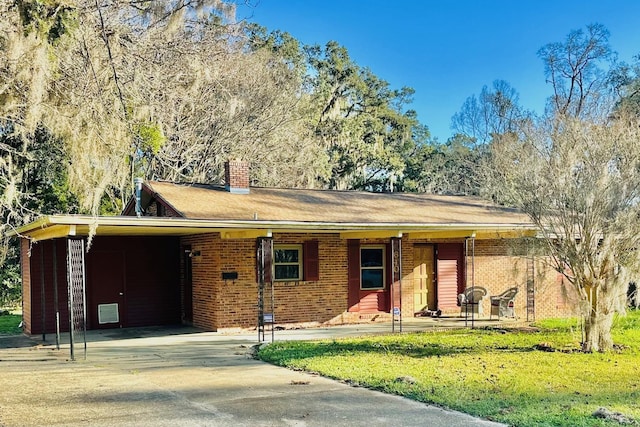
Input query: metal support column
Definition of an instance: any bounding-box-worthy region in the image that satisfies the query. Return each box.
[391,237,402,333]
[256,237,273,343]
[464,235,476,329]
[40,246,46,342]
[67,238,87,361]
[52,241,60,350]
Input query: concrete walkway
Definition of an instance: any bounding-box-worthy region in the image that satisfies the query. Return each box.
[0,318,508,427]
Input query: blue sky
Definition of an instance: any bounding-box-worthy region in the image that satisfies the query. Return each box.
[236,0,640,142]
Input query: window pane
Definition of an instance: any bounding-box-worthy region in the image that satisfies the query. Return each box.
[361,248,383,267]
[361,269,384,289]
[275,249,299,263]
[275,265,300,280]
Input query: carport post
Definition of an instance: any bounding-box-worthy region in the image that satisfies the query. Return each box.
[464,235,476,329]
[39,246,46,342]
[391,237,403,333]
[53,241,60,350]
[67,238,87,361]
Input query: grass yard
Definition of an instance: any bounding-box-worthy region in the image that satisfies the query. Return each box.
[259,311,640,427]
[0,313,22,335]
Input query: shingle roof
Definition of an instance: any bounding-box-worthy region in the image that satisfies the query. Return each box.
[145,181,531,226]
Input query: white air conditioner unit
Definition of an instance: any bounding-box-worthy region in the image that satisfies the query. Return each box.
[98,303,119,324]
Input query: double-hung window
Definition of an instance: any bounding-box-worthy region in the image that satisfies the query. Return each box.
[360,246,385,289]
[274,245,303,281]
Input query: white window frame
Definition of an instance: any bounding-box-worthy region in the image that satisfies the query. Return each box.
[273,244,303,281]
[360,245,385,290]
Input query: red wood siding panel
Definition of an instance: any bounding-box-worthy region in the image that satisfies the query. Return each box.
[437,243,465,309]
[87,250,126,329]
[86,236,181,329]
[21,238,32,334]
[347,240,360,311]
[256,238,273,284]
[359,292,384,312]
[27,239,69,335]
[303,240,319,281]
[347,241,391,314]
[436,259,459,309]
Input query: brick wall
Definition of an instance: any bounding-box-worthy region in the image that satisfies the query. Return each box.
[181,233,354,331]
[179,234,578,331]
[467,239,578,320]
[224,160,250,193]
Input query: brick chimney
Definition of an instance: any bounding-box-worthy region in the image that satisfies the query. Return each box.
[224,160,250,194]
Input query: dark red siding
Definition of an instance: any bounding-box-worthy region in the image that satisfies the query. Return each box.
[303,240,319,281]
[26,236,180,334]
[347,240,360,311]
[87,237,181,328]
[347,240,390,313]
[27,239,69,335]
[436,243,465,309]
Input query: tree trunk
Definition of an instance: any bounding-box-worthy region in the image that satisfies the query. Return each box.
[582,310,614,352]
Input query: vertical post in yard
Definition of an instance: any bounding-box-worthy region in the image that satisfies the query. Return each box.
[52,241,60,350]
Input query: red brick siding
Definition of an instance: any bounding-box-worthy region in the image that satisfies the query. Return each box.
[224,160,250,190]
[179,234,578,331]
[468,239,577,319]
[180,233,353,330]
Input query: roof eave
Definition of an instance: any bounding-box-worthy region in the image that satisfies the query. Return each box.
[6,214,538,242]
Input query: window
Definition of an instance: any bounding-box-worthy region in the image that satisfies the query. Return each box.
[274,245,303,281]
[360,246,385,289]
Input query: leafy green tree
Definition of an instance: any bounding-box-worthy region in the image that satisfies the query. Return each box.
[609,54,640,116]
[305,41,419,191]
[403,134,483,195]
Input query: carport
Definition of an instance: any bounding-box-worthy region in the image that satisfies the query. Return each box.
[13,215,275,357]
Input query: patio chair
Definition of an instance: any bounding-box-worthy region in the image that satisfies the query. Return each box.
[490,287,518,319]
[458,286,488,317]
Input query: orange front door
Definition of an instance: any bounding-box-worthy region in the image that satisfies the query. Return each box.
[413,245,436,312]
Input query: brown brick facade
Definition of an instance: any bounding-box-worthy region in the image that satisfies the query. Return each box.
[467,239,578,319]
[179,234,578,331]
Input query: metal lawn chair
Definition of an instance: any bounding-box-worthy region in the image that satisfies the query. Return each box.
[489,287,518,319]
[458,286,487,317]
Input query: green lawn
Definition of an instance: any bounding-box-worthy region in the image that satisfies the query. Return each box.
[259,311,640,427]
[0,314,22,335]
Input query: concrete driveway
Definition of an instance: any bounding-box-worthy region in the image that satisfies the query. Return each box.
[0,319,506,427]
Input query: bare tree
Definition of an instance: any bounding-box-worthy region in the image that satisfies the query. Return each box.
[451,80,527,144]
[538,23,616,119]
[488,113,640,352]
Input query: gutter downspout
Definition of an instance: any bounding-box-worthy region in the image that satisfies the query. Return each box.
[134,178,143,217]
